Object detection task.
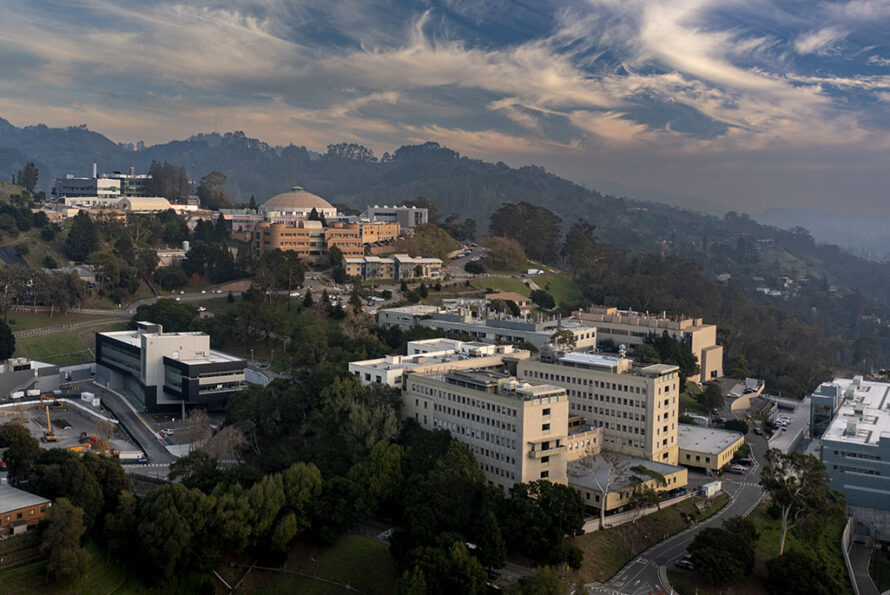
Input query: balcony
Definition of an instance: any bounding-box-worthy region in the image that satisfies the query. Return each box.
[528,444,566,459]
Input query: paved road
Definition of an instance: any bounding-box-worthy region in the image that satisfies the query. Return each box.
[84,381,176,464]
[590,431,771,594]
[851,544,881,595]
[768,396,809,452]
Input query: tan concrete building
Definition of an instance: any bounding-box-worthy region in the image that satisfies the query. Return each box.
[677,424,745,471]
[517,350,681,465]
[325,222,364,259]
[349,340,530,388]
[403,370,573,491]
[361,221,400,244]
[573,306,724,383]
[568,457,688,514]
[486,292,534,317]
[254,219,327,264]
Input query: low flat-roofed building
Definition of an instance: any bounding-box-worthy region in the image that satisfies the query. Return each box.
[364,204,428,228]
[348,341,530,388]
[819,376,890,542]
[573,306,723,383]
[403,369,570,491]
[677,424,745,471]
[0,484,51,536]
[377,305,441,330]
[567,456,687,515]
[95,321,248,413]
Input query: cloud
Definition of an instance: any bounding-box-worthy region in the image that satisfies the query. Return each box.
[794,27,847,55]
[0,0,889,213]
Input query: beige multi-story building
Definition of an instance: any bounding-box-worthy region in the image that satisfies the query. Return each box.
[573,306,723,383]
[517,350,681,465]
[349,340,530,388]
[325,222,364,259]
[360,221,400,244]
[255,219,327,264]
[403,370,575,491]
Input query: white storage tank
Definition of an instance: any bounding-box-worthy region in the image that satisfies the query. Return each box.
[701,480,722,498]
[81,391,95,402]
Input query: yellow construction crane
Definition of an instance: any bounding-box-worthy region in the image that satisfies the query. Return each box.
[42,405,57,442]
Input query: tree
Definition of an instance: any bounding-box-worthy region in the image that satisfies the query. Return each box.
[406,541,488,595]
[41,498,89,583]
[549,328,576,349]
[484,236,527,272]
[688,527,754,585]
[148,161,190,201]
[489,202,562,263]
[465,260,485,274]
[131,299,197,332]
[701,382,725,412]
[530,289,555,310]
[727,354,751,379]
[504,566,570,595]
[759,449,845,555]
[0,320,15,359]
[561,220,601,276]
[722,418,749,434]
[65,211,98,261]
[248,194,257,210]
[196,171,231,210]
[571,451,630,529]
[168,451,220,493]
[329,245,344,268]
[16,162,38,192]
[766,550,845,595]
[500,481,584,567]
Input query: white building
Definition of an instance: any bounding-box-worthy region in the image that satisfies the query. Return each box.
[95,322,248,413]
[363,205,428,228]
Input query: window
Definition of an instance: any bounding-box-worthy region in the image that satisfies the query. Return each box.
[542,423,550,431]
[540,470,549,479]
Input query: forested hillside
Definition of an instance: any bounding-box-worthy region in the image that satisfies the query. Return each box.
[4,119,890,371]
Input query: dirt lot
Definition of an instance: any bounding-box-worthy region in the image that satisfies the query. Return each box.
[0,401,137,453]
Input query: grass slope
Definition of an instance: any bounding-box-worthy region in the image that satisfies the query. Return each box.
[470,271,581,305]
[14,323,126,365]
[570,495,728,584]
[222,534,397,595]
[0,542,128,595]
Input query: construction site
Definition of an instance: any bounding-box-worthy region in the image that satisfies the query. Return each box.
[0,395,144,462]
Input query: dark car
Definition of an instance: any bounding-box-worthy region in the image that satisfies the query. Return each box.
[675,559,695,571]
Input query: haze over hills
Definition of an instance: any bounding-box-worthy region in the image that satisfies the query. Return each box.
[756,208,890,264]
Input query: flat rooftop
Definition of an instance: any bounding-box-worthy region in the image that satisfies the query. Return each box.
[678,424,744,454]
[567,456,685,492]
[822,378,890,447]
[172,349,243,365]
[100,329,208,348]
[420,370,565,401]
[0,484,51,513]
[380,305,440,315]
[561,352,622,369]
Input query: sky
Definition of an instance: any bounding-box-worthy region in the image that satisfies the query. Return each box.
[0,0,889,215]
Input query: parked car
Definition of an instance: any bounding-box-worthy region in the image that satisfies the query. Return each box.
[729,464,747,474]
[675,559,695,571]
[197,306,206,312]
[753,426,763,435]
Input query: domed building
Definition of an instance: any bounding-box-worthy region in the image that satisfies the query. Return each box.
[260,186,338,219]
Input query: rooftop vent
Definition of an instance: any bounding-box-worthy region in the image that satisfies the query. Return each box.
[846,418,860,436]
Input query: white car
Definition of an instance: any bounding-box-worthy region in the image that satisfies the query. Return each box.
[201,290,207,294]
[197,306,206,312]
[289,291,301,297]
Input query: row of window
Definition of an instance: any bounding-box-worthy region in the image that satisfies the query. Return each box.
[527,370,649,394]
[432,418,517,450]
[833,464,881,476]
[432,402,518,433]
[411,384,520,417]
[832,450,882,461]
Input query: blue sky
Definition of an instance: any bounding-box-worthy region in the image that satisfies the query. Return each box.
[1,0,889,214]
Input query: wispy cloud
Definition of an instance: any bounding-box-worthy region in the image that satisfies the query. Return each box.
[0,0,889,213]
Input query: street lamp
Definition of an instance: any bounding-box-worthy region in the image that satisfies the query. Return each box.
[250,348,254,363]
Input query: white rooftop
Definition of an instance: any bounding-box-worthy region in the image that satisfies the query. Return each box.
[678,424,744,454]
[568,456,685,492]
[560,352,622,369]
[822,377,890,447]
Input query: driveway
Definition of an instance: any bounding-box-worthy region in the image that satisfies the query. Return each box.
[589,432,770,594]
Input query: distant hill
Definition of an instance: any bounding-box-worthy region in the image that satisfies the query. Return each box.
[3,118,890,312]
[757,207,890,263]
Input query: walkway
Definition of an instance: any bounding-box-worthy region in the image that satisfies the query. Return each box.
[851,543,880,595]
